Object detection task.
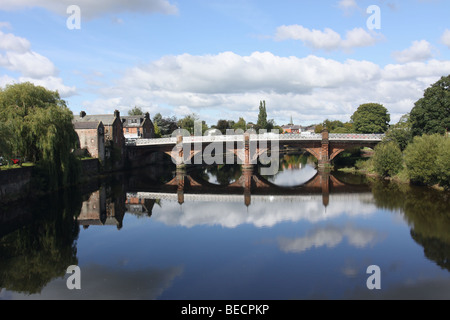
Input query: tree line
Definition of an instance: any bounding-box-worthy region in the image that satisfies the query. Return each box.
[353,75,449,190]
[133,100,283,138]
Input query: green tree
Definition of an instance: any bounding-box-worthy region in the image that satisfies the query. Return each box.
[314,120,354,133]
[410,75,450,137]
[351,103,390,133]
[372,141,403,178]
[0,82,80,189]
[216,119,231,134]
[233,117,247,131]
[384,114,413,151]
[256,100,268,130]
[404,134,445,186]
[128,106,144,116]
[0,121,13,161]
[153,113,178,136]
[435,137,450,190]
[153,121,162,138]
[178,113,200,135]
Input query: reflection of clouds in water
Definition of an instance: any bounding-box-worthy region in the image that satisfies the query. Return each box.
[1,264,183,300]
[346,278,450,300]
[269,165,317,187]
[152,194,378,228]
[278,224,383,253]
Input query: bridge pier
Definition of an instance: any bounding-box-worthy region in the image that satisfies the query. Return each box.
[242,161,254,207]
[176,165,186,205]
[318,129,332,172]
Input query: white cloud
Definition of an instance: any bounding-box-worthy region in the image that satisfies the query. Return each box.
[1,51,57,78]
[0,29,30,53]
[0,0,178,19]
[0,28,75,97]
[274,25,381,51]
[0,21,11,29]
[81,51,450,125]
[441,29,450,48]
[338,0,358,9]
[150,193,378,228]
[278,224,381,253]
[0,29,56,77]
[392,40,434,63]
[337,0,360,14]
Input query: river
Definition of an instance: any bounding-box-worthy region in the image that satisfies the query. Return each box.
[1,153,449,300]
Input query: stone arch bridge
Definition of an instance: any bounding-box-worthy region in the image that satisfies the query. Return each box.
[126,130,384,170]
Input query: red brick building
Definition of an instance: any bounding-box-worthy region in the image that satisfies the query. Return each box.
[73,110,125,166]
[121,112,155,139]
[73,120,105,162]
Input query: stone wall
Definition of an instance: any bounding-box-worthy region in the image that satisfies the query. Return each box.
[0,166,33,203]
[0,159,100,203]
[80,158,100,177]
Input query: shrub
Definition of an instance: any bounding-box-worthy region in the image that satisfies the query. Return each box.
[372,141,403,178]
[435,138,450,190]
[404,134,445,186]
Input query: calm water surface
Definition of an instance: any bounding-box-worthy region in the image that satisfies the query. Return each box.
[1,154,450,300]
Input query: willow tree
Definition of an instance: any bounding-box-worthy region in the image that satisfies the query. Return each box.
[0,82,80,190]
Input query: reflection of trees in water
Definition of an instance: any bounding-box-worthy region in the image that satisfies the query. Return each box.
[370,179,450,271]
[263,153,315,182]
[411,231,450,271]
[203,164,242,186]
[278,153,310,170]
[331,170,369,186]
[0,188,82,294]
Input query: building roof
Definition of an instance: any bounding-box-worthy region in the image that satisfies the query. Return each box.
[73,121,102,130]
[74,114,116,126]
[122,115,146,128]
[73,110,122,126]
[121,113,152,128]
[282,125,302,130]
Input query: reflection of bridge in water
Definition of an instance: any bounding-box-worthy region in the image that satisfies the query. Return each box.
[126,167,372,208]
[76,166,372,229]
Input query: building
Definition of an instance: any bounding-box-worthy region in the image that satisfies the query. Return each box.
[73,110,125,166]
[73,120,105,162]
[74,110,125,147]
[281,125,303,134]
[121,112,155,139]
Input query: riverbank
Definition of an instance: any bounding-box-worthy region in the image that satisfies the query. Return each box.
[337,166,447,192]
[0,159,102,204]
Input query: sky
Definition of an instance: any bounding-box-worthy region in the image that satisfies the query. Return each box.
[0,0,449,127]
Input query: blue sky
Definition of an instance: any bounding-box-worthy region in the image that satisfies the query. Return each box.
[0,0,449,126]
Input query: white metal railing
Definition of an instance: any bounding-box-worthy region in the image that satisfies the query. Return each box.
[129,133,385,146]
[329,133,385,141]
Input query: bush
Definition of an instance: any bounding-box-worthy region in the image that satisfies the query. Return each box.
[372,141,403,178]
[404,134,445,186]
[435,138,450,190]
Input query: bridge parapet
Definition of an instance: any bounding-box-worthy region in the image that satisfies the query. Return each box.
[328,133,385,141]
[129,133,384,146]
